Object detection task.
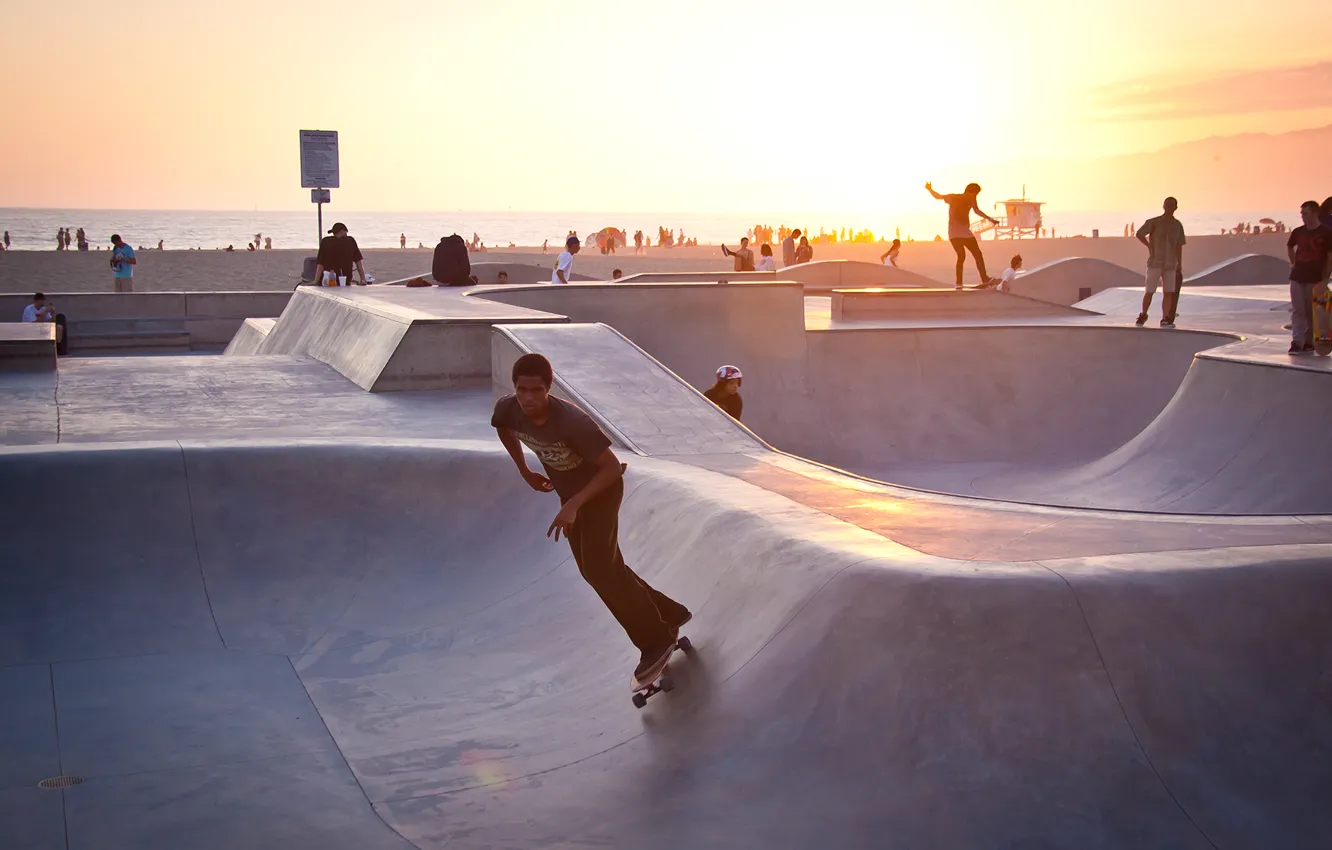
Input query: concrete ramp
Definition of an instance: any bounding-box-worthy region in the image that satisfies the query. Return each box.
[978,355,1332,513]
[1010,257,1144,305]
[1187,253,1291,287]
[2,441,1330,849]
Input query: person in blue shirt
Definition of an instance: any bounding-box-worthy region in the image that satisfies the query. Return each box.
[110,234,136,292]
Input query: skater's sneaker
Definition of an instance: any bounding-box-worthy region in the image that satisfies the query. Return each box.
[1160,317,1175,328]
[1135,312,1148,326]
[1289,343,1310,355]
[633,642,675,686]
[1304,344,1317,353]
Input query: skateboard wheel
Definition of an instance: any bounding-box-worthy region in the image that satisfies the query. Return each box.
[632,692,648,709]
[658,675,675,692]
[676,636,692,652]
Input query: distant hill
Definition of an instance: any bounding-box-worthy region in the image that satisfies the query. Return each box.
[978,125,1332,210]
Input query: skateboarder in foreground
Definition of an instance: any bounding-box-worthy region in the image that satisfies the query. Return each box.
[492,353,692,683]
[1135,197,1186,327]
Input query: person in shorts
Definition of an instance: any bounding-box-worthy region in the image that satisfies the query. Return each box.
[492,353,692,683]
[1134,197,1186,327]
[110,234,136,292]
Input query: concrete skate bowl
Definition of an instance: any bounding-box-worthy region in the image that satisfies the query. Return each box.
[1008,257,1143,305]
[738,324,1332,514]
[4,441,1332,849]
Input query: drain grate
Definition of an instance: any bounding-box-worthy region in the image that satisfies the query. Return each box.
[38,775,84,789]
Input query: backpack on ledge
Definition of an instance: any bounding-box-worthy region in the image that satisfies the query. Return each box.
[432,234,471,285]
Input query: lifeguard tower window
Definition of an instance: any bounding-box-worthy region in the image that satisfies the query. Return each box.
[1079,287,1092,302]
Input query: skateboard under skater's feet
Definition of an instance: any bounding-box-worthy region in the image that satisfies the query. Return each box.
[631,636,693,709]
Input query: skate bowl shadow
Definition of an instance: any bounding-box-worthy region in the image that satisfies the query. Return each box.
[2,440,1331,849]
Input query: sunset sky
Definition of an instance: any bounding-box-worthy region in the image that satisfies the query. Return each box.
[2,0,1329,214]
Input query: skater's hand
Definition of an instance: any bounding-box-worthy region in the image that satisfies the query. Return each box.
[522,469,554,493]
[547,502,578,542]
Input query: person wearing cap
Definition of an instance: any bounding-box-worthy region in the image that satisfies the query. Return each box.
[314,222,368,286]
[109,234,136,292]
[552,235,580,284]
[704,365,743,420]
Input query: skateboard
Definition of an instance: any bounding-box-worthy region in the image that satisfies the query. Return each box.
[1314,284,1332,356]
[631,635,692,709]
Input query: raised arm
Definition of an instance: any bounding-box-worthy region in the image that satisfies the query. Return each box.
[925,182,944,200]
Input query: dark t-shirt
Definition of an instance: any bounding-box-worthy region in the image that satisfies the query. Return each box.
[491,395,612,501]
[703,386,743,420]
[1287,225,1332,284]
[316,235,363,277]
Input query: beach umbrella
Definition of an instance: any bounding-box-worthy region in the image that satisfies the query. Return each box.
[1258,218,1276,225]
[593,227,625,250]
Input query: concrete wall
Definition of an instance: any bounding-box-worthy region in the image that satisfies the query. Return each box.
[475,282,809,430]
[832,288,1091,319]
[0,291,292,351]
[222,318,276,355]
[618,260,936,292]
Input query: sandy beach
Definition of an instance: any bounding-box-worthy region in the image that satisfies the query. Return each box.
[0,232,1290,294]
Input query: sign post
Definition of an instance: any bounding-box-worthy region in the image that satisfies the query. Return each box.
[299,130,340,248]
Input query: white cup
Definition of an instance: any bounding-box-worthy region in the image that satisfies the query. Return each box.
[338,275,348,287]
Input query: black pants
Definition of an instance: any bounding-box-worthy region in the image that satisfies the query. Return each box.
[565,478,688,652]
[950,237,988,285]
[54,313,67,356]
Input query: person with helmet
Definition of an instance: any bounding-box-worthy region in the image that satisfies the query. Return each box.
[704,365,744,420]
[552,234,581,284]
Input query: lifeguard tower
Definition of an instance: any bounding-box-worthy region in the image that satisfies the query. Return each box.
[989,186,1044,239]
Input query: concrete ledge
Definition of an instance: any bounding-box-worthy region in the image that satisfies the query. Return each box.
[224,318,277,355]
[618,260,937,292]
[0,323,57,371]
[246,287,568,391]
[831,288,1094,320]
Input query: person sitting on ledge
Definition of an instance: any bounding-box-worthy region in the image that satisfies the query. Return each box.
[22,292,67,355]
[755,244,777,271]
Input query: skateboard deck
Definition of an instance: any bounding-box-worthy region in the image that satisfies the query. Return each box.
[1313,284,1332,356]
[631,635,692,709]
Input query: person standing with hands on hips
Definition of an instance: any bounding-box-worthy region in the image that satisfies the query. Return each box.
[492,353,692,686]
[1134,197,1186,328]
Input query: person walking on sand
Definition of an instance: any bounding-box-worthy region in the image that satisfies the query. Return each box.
[552,235,580,284]
[703,365,744,420]
[109,234,136,292]
[492,353,692,685]
[782,228,800,266]
[880,238,901,267]
[721,236,755,272]
[1286,200,1332,355]
[400,233,407,249]
[926,181,1000,288]
[1134,197,1186,327]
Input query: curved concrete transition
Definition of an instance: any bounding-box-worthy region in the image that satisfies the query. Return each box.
[1008,257,1144,305]
[3,442,1331,850]
[1186,253,1291,287]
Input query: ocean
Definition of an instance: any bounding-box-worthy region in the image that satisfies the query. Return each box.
[0,207,1291,252]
